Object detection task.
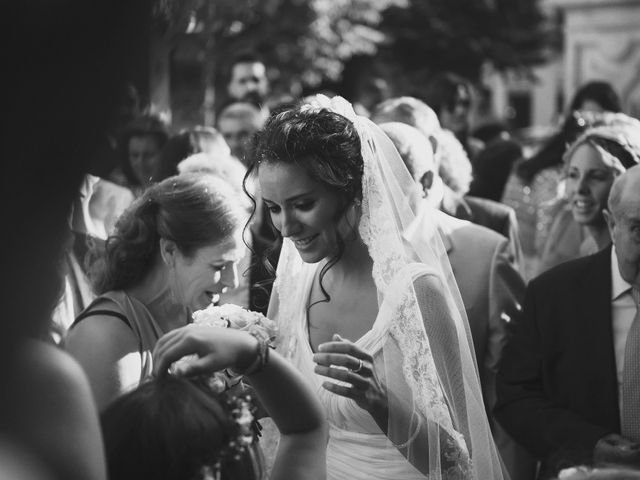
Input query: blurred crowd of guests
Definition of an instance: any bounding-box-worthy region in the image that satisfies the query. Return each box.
[6,3,640,477]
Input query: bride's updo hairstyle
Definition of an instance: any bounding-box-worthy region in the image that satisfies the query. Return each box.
[246,106,364,296]
[94,173,247,294]
[249,106,363,207]
[101,376,261,480]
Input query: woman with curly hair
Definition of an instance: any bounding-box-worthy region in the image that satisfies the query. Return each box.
[247,95,505,479]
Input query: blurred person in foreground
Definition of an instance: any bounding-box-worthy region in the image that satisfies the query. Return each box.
[0,0,149,478]
[372,96,523,269]
[380,121,534,480]
[66,174,248,410]
[496,166,640,478]
[101,326,327,480]
[540,113,640,273]
[502,81,622,280]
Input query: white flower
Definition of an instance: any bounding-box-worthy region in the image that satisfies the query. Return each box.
[169,304,278,388]
[301,94,358,123]
[191,303,277,341]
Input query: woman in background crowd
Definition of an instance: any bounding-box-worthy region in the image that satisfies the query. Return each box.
[539,114,640,272]
[502,81,622,280]
[110,114,169,192]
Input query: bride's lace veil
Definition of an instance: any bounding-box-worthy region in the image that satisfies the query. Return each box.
[266,95,507,479]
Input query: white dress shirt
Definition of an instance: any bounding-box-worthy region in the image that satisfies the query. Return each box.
[611,246,637,413]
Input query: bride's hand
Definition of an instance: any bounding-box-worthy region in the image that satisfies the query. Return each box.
[313,334,388,422]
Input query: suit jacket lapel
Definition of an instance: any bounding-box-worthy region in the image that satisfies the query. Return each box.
[577,246,620,427]
[435,220,454,254]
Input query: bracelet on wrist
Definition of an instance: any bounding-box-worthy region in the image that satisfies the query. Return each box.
[228,332,271,377]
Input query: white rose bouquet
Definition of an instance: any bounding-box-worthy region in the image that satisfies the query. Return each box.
[170,304,277,393]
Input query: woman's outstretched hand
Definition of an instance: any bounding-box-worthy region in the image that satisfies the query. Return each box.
[313,334,388,426]
[155,323,328,480]
[152,325,258,378]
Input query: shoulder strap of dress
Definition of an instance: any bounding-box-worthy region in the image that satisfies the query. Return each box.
[73,309,131,329]
[71,300,143,356]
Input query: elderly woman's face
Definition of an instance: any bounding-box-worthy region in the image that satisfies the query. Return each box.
[170,231,245,311]
[566,142,616,227]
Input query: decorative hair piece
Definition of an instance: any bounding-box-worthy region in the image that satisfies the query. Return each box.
[564,111,640,172]
[200,394,258,480]
[171,304,277,393]
[300,94,359,123]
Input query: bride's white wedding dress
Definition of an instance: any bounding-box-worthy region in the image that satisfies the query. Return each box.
[280,261,474,479]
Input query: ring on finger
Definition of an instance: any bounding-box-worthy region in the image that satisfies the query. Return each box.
[353,358,363,373]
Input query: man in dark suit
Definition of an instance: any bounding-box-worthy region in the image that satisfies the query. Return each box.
[495,166,640,478]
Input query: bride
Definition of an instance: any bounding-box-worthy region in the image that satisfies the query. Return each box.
[249,95,505,479]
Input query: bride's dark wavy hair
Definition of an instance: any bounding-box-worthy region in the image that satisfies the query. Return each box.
[244,105,364,304]
[93,173,247,294]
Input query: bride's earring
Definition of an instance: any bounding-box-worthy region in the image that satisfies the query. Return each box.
[348,199,362,223]
[342,199,362,241]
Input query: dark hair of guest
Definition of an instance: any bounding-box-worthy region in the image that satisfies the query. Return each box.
[568,81,621,113]
[118,113,169,186]
[101,376,262,480]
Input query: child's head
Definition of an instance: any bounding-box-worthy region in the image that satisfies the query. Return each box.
[101,376,262,480]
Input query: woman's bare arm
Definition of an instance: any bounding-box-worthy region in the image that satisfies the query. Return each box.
[65,316,142,411]
[153,326,327,480]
